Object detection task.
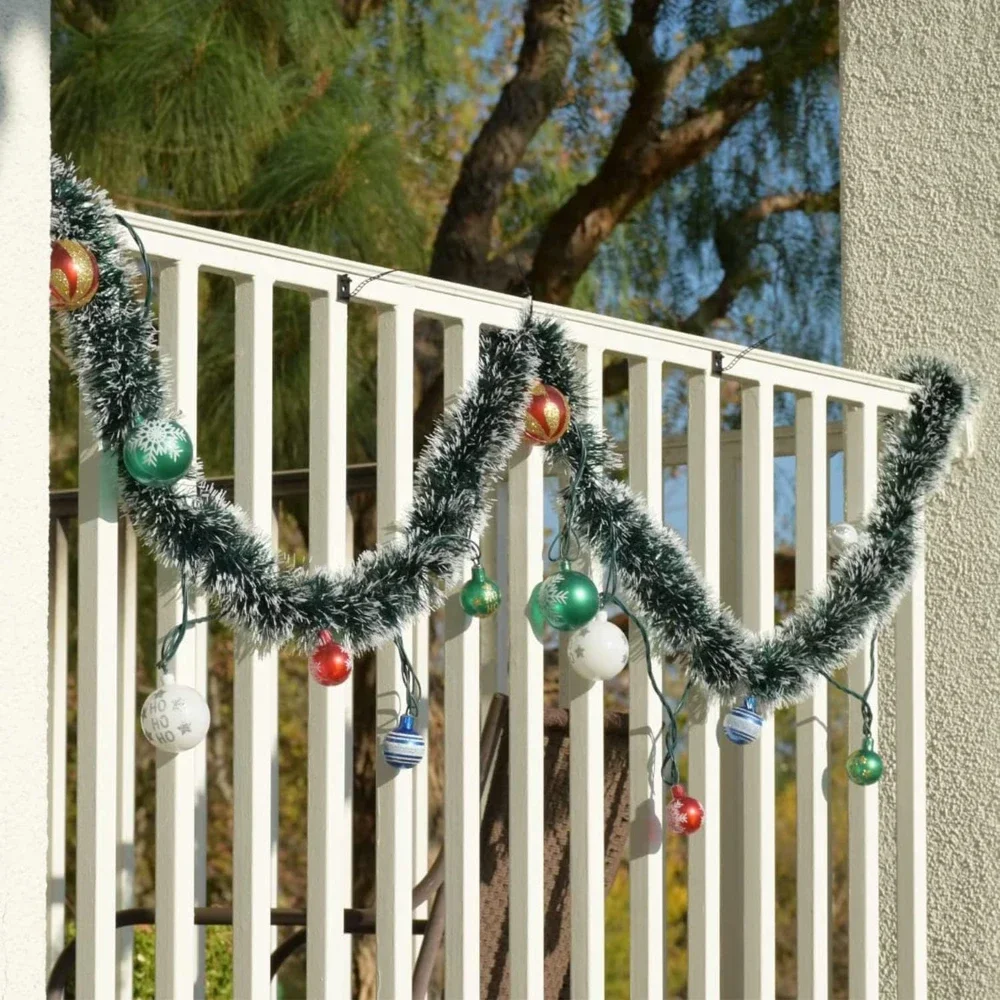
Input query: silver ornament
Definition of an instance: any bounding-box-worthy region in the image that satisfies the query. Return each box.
[828,522,860,558]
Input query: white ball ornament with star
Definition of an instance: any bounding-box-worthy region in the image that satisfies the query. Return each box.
[567,608,630,682]
[140,672,211,753]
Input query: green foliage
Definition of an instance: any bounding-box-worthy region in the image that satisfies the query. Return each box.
[131,926,234,999]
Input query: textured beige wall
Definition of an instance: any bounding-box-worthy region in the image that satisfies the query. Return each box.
[841,1,1000,996]
[0,0,51,995]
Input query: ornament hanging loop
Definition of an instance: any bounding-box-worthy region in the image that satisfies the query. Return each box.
[394,634,422,721]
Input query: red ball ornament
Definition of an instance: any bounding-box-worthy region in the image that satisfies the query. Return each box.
[524,382,571,446]
[50,239,100,311]
[308,631,352,687]
[665,784,704,836]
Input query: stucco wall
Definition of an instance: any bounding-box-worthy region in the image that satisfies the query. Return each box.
[0,0,50,995]
[841,1,1000,996]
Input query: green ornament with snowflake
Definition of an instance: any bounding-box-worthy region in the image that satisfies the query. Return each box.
[123,417,194,486]
[537,560,600,631]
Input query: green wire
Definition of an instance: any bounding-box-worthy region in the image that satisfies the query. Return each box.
[818,630,878,740]
[156,570,211,679]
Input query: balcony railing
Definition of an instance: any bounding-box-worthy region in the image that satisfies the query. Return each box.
[49,211,925,999]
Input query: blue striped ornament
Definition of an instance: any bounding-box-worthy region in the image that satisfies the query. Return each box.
[382,713,426,770]
[723,698,763,745]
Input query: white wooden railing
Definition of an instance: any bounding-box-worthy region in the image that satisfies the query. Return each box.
[47,213,926,999]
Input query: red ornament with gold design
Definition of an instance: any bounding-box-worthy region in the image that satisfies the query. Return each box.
[523,382,570,446]
[665,783,704,835]
[50,239,100,311]
[308,631,352,687]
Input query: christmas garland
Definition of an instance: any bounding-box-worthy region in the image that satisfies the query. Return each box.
[531,318,972,710]
[52,156,538,657]
[52,155,971,795]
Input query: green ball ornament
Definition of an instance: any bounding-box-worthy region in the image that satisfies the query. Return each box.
[460,564,502,618]
[538,561,600,632]
[527,581,548,642]
[846,736,883,786]
[123,418,194,486]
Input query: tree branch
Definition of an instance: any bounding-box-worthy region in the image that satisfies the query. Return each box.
[54,0,107,35]
[528,0,838,304]
[598,184,840,396]
[429,0,580,287]
[337,0,387,29]
[686,185,840,334]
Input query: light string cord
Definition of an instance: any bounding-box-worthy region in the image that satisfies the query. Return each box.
[115,213,153,319]
[156,570,211,679]
[349,267,401,300]
[394,634,422,720]
[548,429,589,565]
[818,630,878,740]
[718,331,779,373]
[609,591,692,785]
[559,450,691,786]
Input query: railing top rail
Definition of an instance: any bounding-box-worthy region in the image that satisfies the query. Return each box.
[121,211,915,409]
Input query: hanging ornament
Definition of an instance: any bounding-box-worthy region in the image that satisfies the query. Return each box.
[538,561,600,631]
[123,418,194,486]
[828,522,860,558]
[50,238,100,311]
[382,713,426,770]
[308,631,352,686]
[528,581,548,642]
[568,608,629,682]
[524,382,571,446]
[665,784,704,835]
[845,736,883,785]
[140,672,211,753]
[723,697,764,745]
[460,564,502,618]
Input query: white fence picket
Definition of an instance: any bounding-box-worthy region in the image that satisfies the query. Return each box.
[117,519,138,1000]
[795,391,829,1000]
[718,446,745,999]
[568,341,606,999]
[154,258,199,1000]
[307,289,352,997]
[480,481,509,707]
[47,517,69,975]
[77,413,120,999]
[507,437,545,998]
[193,588,209,999]
[376,301,416,1000]
[896,554,927,999]
[233,273,278,1000]
[443,315,482,997]
[628,356,664,999]
[687,372,721,1000]
[741,381,776,999]
[846,403,880,1000]
[413,610,430,936]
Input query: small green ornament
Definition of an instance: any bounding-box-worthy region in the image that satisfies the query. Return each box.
[846,736,883,786]
[538,561,600,631]
[123,418,193,486]
[528,581,548,642]
[460,564,502,618]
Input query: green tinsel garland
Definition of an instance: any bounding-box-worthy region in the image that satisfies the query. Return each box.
[52,156,972,710]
